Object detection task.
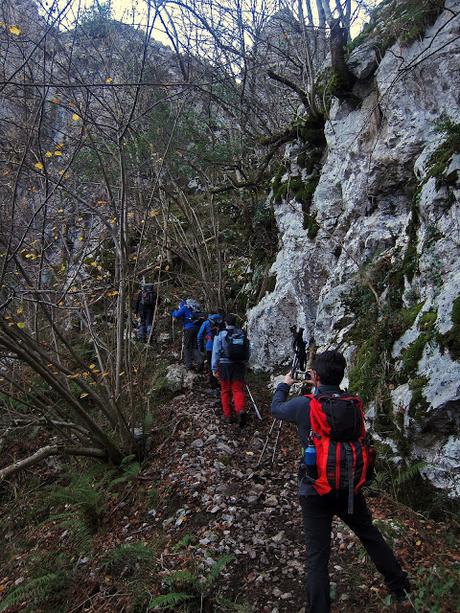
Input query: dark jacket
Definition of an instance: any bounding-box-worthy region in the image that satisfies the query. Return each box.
[135,290,156,316]
[271,383,343,496]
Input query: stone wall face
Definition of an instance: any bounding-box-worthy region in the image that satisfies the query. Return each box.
[247,1,460,497]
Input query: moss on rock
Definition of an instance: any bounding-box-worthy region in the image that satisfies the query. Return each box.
[437,296,460,361]
[348,0,444,55]
[427,119,460,189]
[408,376,430,421]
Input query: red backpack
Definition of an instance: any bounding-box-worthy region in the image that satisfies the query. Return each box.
[306,392,375,513]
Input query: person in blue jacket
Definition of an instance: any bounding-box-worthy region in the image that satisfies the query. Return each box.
[197,314,223,388]
[272,350,410,613]
[171,299,203,370]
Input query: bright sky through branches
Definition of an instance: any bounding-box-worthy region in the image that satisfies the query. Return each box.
[39,0,376,45]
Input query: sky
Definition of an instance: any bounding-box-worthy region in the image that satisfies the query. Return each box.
[38,0,374,46]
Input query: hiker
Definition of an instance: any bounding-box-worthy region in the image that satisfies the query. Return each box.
[271,350,411,613]
[211,314,249,426]
[197,313,224,389]
[171,299,203,370]
[134,282,157,343]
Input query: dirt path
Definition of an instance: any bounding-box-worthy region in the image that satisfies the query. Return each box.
[140,381,459,613]
[1,376,458,612]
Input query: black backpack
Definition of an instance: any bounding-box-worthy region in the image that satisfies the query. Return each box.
[141,285,156,307]
[224,328,249,361]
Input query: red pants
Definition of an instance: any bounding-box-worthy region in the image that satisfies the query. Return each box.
[219,362,246,418]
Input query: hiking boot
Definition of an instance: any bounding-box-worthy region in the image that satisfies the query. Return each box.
[239,412,247,428]
[393,581,412,608]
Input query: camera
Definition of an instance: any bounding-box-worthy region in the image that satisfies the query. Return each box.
[292,369,314,382]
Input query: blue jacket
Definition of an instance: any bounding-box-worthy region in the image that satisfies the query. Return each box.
[197,316,222,351]
[271,383,342,496]
[171,304,198,330]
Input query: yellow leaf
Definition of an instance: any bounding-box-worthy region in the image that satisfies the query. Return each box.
[80,392,89,398]
[149,209,160,218]
[9,25,21,36]
[56,142,64,149]
[57,208,64,213]
[89,363,96,370]
[72,113,81,121]
[34,162,44,171]
[45,151,53,158]
[17,322,25,329]
[16,307,23,315]
[54,150,62,157]
[105,77,113,84]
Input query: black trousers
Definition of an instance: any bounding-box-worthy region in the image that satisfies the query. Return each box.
[206,350,219,387]
[300,492,409,613]
[183,327,200,369]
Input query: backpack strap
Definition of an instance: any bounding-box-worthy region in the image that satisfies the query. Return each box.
[343,442,355,514]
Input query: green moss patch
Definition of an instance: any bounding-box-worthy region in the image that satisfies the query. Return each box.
[304,214,320,239]
[419,310,437,331]
[348,0,444,55]
[437,296,460,361]
[400,332,432,380]
[427,119,460,188]
[408,376,430,421]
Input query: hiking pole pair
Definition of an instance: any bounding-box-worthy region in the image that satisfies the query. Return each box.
[246,384,262,421]
[256,418,283,467]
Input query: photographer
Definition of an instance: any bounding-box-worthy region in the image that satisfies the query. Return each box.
[271,350,410,613]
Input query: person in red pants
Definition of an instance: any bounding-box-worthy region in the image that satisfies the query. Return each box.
[211,314,249,426]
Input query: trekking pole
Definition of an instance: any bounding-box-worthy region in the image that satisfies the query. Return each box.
[271,419,283,465]
[246,384,262,420]
[256,418,277,467]
[180,330,184,361]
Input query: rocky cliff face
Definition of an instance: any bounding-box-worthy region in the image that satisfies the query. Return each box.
[248,1,460,498]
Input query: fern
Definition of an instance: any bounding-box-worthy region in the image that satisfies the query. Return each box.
[0,572,68,612]
[109,460,141,488]
[49,473,104,522]
[395,461,427,486]
[163,570,199,591]
[147,592,194,610]
[205,554,235,587]
[101,542,156,575]
[46,511,93,554]
[172,533,197,552]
